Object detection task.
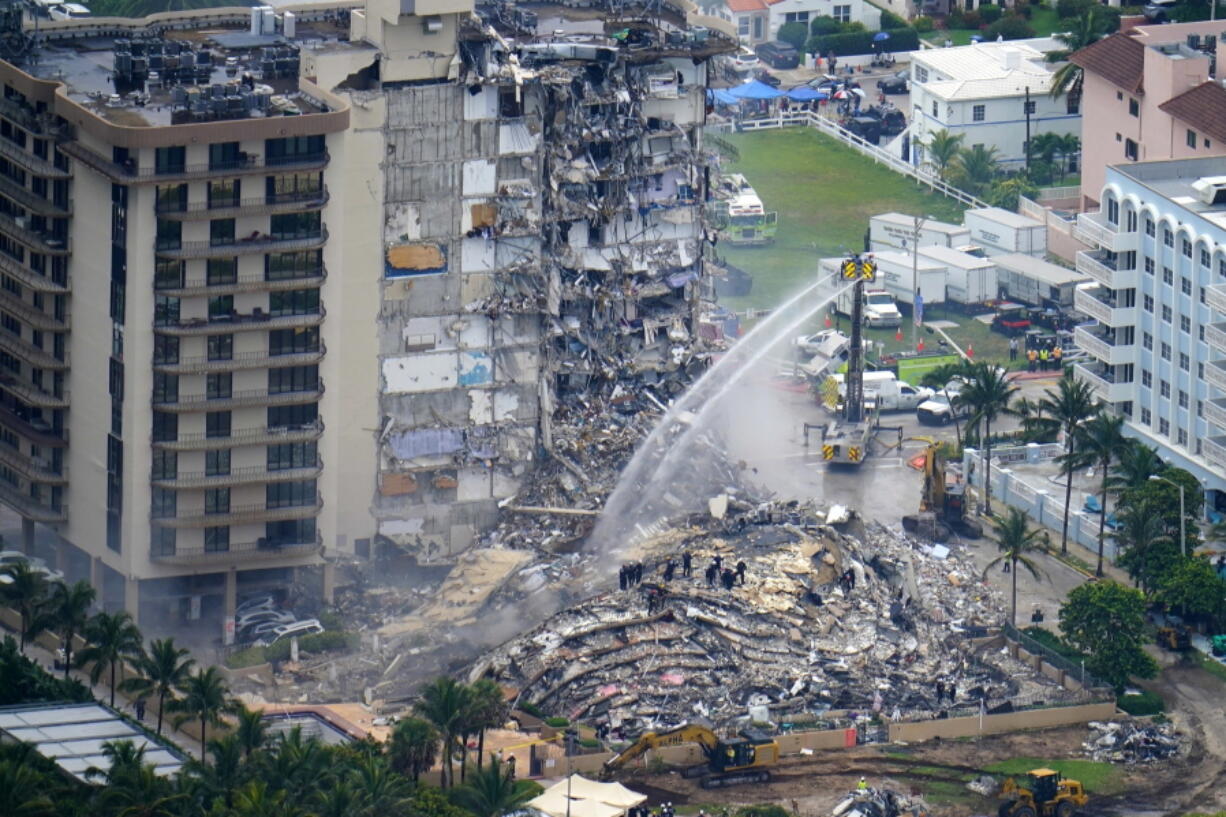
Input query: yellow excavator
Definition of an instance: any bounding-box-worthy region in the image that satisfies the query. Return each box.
[901,441,982,540]
[998,768,1088,817]
[602,722,779,789]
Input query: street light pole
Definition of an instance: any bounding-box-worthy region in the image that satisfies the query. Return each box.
[1149,474,1187,557]
[564,728,577,817]
[910,215,927,351]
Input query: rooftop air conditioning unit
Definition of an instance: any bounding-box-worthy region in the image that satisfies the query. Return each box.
[423,15,442,33]
[1191,176,1226,205]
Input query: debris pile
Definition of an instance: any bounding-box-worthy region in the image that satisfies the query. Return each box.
[1083,720,1181,764]
[832,787,927,817]
[472,508,1082,732]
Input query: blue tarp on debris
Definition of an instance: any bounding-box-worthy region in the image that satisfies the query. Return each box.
[388,428,465,459]
[727,80,784,100]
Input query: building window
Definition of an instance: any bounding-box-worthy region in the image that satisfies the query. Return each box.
[832,4,851,21]
[154,259,184,290]
[155,146,186,175]
[268,441,317,471]
[1144,257,1155,275]
[206,449,230,476]
[268,402,317,429]
[915,66,928,83]
[1181,315,1191,333]
[1180,352,1190,370]
[1201,325,1206,341]
[267,479,316,509]
[206,411,231,439]
[1163,267,1173,285]
[208,334,233,361]
[268,289,320,317]
[152,411,177,443]
[1162,304,1172,322]
[209,219,236,247]
[1188,129,1198,149]
[1125,139,1138,160]
[1159,418,1170,436]
[269,365,318,394]
[1179,390,1189,408]
[151,486,176,518]
[1161,342,1171,360]
[1142,331,1153,350]
[1178,428,1188,445]
[1182,238,1193,259]
[266,250,322,281]
[269,327,320,356]
[208,178,240,209]
[208,295,234,322]
[1200,362,1206,378]
[1140,407,1151,425]
[269,211,322,241]
[154,335,179,365]
[1201,286,1208,304]
[152,527,176,556]
[204,526,230,552]
[207,258,238,286]
[1128,98,1139,117]
[1164,228,1174,247]
[737,16,748,35]
[151,449,176,481]
[932,100,938,118]
[1142,370,1152,388]
[1202,248,1212,267]
[265,135,325,165]
[152,372,178,404]
[206,372,232,399]
[155,219,181,251]
[972,104,986,122]
[1143,294,1154,312]
[1146,218,1155,237]
[208,142,241,171]
[1066,94,1079,115]
[205,488,230,515]
[784,11,808,22]
[267,518,314,546]
[1160,380,1171,398]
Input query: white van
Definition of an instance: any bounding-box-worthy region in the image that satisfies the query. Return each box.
[257,618,324,646]
[49,3,91,20]
[832,372,933,411]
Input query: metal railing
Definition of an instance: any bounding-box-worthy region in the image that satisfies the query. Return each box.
[150,534,321,565]
[154,228,328,259]
[1004,623,1111,691]
[155,189,329,217]
[153,308,324,336]
[60,142,330,183]
[153,385,323,412]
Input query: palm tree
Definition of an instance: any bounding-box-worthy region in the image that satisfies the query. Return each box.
[1039,373,1097,554]
[40,579,96,681]
[170,666,237,762]
[0,561,48,652]
[230,779,301,817]
[983,507,1045,627]
[0,758,56,817]
[189,735,245,810]
[235,704,268,759]
[956,362,1017,516]
[1058,134,1081,176]
[1075,412,1128,576]
[351,754,413,815]
[920,360,975,448]
[389,716,439,784]
[1115,500,1172,594]
[121,637,195,737]
[1105,438,1163,496]
[1047,7,1112,103]
[413,677,471,788]
[78,610,144,708]
[1012,395,1058,442]
[922,129,965,179]
[467,679,508,770]
[88,740,186,817]
[313,780,364,817]
[948,144,1001,197]
[449,758,539,817]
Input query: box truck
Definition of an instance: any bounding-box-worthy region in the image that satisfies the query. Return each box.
[831,371,934,412]
[869,212,971,253]
[962,208,1046,257]
[864,250,947,307]
[918,245,997,305]
[834,287,903,327]
[994,252,1088,309]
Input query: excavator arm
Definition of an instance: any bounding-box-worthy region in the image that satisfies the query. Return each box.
[603,724,721,772]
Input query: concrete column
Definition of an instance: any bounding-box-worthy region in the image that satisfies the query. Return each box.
[1035,490,1048,526]
[124,577,140,625]
[21,518,34,554]
[1026,442,1040,464]
[223,569,237,646]
[91,556,103,589]
[998,468,1012,505]
[322,562,336,605]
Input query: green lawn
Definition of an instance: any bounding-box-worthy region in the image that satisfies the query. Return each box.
[716,127,966,311]
[984,758,1125,795]
[922,6,1065,44]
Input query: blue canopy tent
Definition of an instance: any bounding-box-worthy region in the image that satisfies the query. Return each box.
[710,88,741,105]
[872,31,891,42]
[786,86,827,102]
[727,79,784,100]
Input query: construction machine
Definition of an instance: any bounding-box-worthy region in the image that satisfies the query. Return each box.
[901,442,982,540]
[602,722,779,789]
[998,769,1088,817]
[1156,624,1192,651]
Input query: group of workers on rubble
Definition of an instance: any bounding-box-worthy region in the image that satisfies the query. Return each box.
[628,805,675,817]
[619,553,749,594]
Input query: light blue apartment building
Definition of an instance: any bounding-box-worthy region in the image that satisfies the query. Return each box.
[1072,156,1226,517]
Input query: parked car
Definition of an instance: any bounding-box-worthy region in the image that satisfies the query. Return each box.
[236,609,295,632]
[842,116,882,145]
[990,303,1031,336]
[755,69,782,88]
[755,41,799,70]
[1143,0,1176,21]
[256,618,325,646]
[0,550,63,583]
[236,592,282,616]
[729,47,761,74]
[916,387,969,425]
[877,70,909,94]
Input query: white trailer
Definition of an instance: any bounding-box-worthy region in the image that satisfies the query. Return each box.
[869,212,971,253]
[962,208,1046,257]
[918,245,998,305]
[866,250,947,307]
[993,252,1088,309]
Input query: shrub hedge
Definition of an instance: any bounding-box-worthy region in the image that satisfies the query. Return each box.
[805,27,919,57]
[1117,690,1165,716]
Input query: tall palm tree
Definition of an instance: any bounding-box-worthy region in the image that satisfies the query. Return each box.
[235,704,268,759]
[170,666,237,762]
[189,735,245,810]
[948,144,1001,197]
[1105,438,1163,497]
[413,677,471,788]
[351,754,414,815]
[0,758,57,817]
[1039,373,1097,554]
[390,715,439,784]
[230,779,302,817]
[1058,134,1081,176]
[1115,500,1172,594]
[467,679,508,770]
[449,758,539,817]
[1076,412,1128,576]
[39,579,96,681]
[0,561,48,652]
[1047,7,1112,102]
[922,129,965,179]
[1013,395,1059,442]
[121,637,195,737]
[983,507,1045,627]
[88,740,186,817]
[78,610,144,708]
[956,362,1017,516]
[313,780,364,817]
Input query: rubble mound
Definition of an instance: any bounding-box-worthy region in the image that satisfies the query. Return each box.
[1083,720,1182,764]
[475,511,1080,730]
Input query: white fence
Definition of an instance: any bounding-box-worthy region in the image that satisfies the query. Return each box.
[713,111,990,210]
[962,445,1119,560]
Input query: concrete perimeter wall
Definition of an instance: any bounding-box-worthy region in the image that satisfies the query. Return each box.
[887,701,1117,743]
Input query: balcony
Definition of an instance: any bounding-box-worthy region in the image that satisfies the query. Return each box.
[1074,210,1138,252]
[1206,360,1226,393]
[1074,249,1137,290]
[0,252,68,294]
[0,443,65,484]
[153,308,324,337]
[154,494,322,528]
[1204,397,1226,430]
[0,376,69,409]
[152,419,323,451]
[0,331,69,371]
[151,460,322,489]
[0,137,71,179]
[1073,361,1134,403]
[0,175,70,218]
[1073,324,1135,366]
[0,289,66,331]
[155,267,326,298]
[156,189,329,221]
[1206,284,1226,316]
[0,212,69,256]
[60,142,330,184]
[0,405,67,447]
[1204,435,1226,472]
[154,228,327,260]
[149,534,321,565]
[152,344,325,375]
[152,385,324,413]
[0,480,65,523]
[1073,286,1136,327]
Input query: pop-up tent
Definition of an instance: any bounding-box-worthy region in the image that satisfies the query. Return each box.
[727,79,783,100]
[527,775,648,817]
[786,86,827,102]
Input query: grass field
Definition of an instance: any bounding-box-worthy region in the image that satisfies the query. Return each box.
[716,128,966,310]
[984,758,1125,795]
[921,6,1065,45]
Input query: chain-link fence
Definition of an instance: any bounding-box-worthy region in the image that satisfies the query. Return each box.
[1004,622,1112,693]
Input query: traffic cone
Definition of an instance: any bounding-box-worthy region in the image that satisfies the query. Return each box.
[895,328,903,342]
[917,339,924,352]
[967,344,974,358]
[825,313,832,328]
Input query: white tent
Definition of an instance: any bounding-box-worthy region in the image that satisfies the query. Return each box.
[528,790,623,817]
[528,775,647,817]
[552,775,647,809]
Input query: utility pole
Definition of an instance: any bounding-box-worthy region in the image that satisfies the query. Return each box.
[910,215,927,351]
[1024,86,1032,174]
